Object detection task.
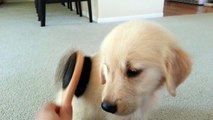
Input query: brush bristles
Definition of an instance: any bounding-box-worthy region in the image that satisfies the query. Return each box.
[55,50,92,98]
[55,50,76,90]
[62,52,77,89]
[75,56,92,97]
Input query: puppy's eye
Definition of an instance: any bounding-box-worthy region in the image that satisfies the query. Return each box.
[126,69,142,78]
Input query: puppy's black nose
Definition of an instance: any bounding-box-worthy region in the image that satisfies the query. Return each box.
[101,101,117,113]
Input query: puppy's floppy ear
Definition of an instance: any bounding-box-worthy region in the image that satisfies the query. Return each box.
[100,66,106,84]
[94,53,106,84]
[164,47,192,97]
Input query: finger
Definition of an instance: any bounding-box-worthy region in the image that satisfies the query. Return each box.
[35,103,61,120]
[43,103,60,112]
[59,105,72,120]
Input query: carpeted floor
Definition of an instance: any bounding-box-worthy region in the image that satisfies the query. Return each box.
[0,2,213,120]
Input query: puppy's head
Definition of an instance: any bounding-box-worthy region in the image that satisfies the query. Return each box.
[99,20,192,115]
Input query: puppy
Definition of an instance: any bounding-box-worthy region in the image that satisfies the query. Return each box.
[56,20,192,120]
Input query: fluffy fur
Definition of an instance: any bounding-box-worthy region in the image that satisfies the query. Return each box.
[56,20,192,120]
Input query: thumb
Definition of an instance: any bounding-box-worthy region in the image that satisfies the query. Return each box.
[60,105,72,120]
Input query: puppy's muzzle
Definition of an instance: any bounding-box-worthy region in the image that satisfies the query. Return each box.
[101,101,117,113]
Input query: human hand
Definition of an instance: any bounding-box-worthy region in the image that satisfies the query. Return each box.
[35,102,72,120]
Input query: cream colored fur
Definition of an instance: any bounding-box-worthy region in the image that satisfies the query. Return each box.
[56,20,192,120]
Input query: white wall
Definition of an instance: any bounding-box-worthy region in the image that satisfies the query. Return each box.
[82,0,164,23]
[99,0,164,18]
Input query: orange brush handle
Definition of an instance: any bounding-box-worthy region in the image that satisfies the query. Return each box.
[62,51,85,106]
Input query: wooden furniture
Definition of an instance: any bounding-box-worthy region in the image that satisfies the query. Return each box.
[35,0,93,27]
[164,0,213,16]
[168,0,208,5]
[0,0,3,5]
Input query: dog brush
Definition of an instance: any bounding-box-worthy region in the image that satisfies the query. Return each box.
[61,51,92,106]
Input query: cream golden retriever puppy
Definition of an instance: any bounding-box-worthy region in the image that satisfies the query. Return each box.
[56,20,192,120]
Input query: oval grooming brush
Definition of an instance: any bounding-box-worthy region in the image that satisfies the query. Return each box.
[61,51,92,106]
[62,51,84,105]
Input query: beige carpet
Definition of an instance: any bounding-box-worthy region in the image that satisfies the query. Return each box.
[0,2,213,120]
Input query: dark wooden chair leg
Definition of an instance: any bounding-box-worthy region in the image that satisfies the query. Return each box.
[75,0,79,14]
[87,0,92,22]
[69,2,73,11]
[77,0,82,17]
[35,0,41,21]
[38,0,41,21]
[40,0,46,26]
[35,0,38,13]
[61,2,65,6]
[67,2,70,8]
